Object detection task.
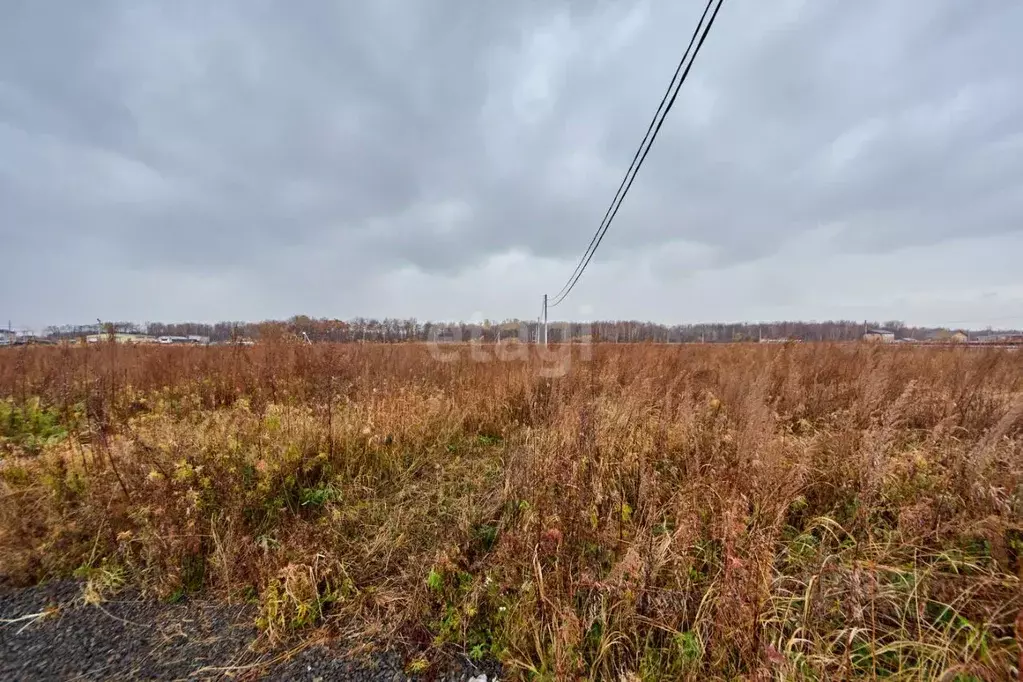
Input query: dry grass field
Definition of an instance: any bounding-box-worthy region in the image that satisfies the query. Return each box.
[1,341,1021,680]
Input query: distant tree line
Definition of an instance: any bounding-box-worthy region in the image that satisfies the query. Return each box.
[38,317,1018,344]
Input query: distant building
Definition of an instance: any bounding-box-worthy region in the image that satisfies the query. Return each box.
[86,333,157,344]
[974,332,1023,344]
[925,329,951,342]
[157,335,209,345]
[924,329,970,343]
[863,329,896,343]
[0,329,14,346]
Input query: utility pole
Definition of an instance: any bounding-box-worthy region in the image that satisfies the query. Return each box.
[542,294,548,347]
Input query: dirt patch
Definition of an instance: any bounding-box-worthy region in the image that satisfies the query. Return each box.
[0,582,497,681]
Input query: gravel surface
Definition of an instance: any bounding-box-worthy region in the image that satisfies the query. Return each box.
[0,582,500,681]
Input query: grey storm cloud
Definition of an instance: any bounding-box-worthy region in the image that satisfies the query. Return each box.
[1,0,1022,327]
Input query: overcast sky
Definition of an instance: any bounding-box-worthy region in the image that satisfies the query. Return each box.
[2,0,1022,330]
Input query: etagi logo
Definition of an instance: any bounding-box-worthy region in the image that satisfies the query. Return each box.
[425,317,592,378]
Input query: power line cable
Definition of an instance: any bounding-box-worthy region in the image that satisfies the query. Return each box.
[548,0,724,308]
[552,0,723,307]
[548,0,716,305]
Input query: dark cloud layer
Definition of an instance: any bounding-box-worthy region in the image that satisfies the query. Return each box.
[2,0,1022,328]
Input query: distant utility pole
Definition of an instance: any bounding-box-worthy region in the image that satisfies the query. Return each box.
[542,294,548,347]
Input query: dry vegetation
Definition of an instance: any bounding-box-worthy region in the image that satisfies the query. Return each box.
[1,341,1022,680]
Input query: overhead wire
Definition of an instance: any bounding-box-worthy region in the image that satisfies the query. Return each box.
[548,0,724,308]
[547,0,716,306]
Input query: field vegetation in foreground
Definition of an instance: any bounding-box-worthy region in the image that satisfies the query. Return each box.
[0,342,1021,680]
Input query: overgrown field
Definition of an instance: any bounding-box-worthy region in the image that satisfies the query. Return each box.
[1,342,1021,680]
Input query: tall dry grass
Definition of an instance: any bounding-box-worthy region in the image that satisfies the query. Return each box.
[1,341,1021,679]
